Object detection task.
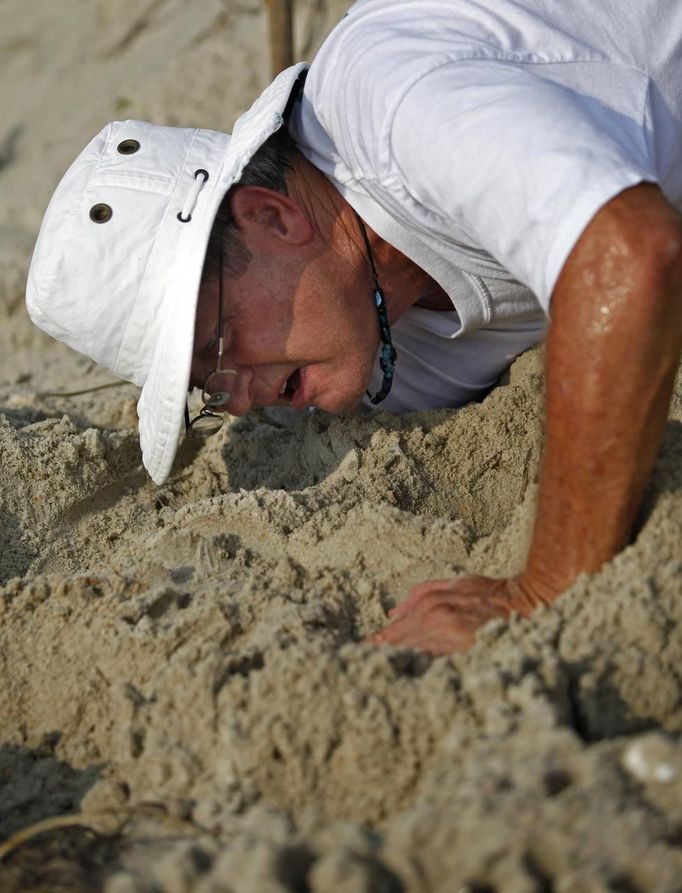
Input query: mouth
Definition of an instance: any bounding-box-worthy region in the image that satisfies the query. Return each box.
[278,368,303,403]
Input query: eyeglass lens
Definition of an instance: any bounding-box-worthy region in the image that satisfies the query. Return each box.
[187,409,223,437]
[202,369,236,408]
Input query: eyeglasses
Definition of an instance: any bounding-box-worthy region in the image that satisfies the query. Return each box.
[185,239,238,438]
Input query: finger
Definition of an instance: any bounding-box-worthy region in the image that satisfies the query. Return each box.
[369,615,473,655]
[369,613,421,648]
[396,576,515,623]
[388,578,462,619]
[365,626,387,644]
[370,622,406,647]
[373,600,459,649]
[419,626,475,655]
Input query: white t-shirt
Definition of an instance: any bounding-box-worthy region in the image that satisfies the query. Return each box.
[290,0,682,412]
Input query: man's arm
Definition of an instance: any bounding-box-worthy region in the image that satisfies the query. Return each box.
[522,183,682,594]
[371,183,682,654]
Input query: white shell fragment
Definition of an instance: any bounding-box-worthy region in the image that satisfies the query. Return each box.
[622,735,681,784]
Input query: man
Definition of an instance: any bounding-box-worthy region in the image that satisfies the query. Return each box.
[27,0,682,655]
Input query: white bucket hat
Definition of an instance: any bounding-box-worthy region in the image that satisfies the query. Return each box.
[26,62,309,485]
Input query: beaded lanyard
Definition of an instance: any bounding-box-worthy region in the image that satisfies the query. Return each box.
[353,212,397,405]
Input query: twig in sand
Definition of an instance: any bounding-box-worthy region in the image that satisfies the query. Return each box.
[0,804,202,863]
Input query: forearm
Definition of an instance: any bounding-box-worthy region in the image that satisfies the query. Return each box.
[521,184,682,600]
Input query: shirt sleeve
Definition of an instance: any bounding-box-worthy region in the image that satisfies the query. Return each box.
[387,59,657,311]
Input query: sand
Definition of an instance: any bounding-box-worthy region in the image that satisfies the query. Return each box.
[1,2,682,891]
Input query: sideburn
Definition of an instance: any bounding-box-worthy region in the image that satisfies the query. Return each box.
[222,225,253,279]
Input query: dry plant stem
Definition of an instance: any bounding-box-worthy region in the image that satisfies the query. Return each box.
[0,805,202,862]
[0,813,117,863]
[521,183,682,600]
[267,0,294,76]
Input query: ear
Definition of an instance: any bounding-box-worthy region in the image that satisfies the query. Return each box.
[229,186,313,247]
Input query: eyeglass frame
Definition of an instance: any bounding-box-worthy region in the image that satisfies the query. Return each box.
[185,237,238,438]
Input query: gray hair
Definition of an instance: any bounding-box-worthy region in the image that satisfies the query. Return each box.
[202,127,299,280]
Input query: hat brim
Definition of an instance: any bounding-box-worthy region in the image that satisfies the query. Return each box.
[137,63,309,485]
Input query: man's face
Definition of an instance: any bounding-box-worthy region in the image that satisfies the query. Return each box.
[190,248,379,417]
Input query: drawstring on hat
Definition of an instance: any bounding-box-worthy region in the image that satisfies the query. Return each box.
[177,168,209,223]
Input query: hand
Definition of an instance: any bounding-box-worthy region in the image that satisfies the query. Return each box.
[368,575,547,655]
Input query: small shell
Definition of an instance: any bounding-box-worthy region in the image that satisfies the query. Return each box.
[622,735,680,784]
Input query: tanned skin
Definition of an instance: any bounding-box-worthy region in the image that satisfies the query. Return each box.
[371,183,682,654]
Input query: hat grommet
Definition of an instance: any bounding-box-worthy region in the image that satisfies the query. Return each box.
[117,138,140,155]
[89,203,113,223]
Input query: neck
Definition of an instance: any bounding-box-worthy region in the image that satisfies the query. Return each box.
[289,153,452,319]
[351,218,453,315]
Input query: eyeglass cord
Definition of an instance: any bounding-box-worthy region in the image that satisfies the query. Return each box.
[353,212,397,405]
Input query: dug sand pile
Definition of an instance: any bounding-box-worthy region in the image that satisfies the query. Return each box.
[1,2,681,891]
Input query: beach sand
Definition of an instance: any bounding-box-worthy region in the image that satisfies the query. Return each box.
[1,2,681,890]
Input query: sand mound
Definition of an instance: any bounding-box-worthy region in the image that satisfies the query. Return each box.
[1,2,681,891]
